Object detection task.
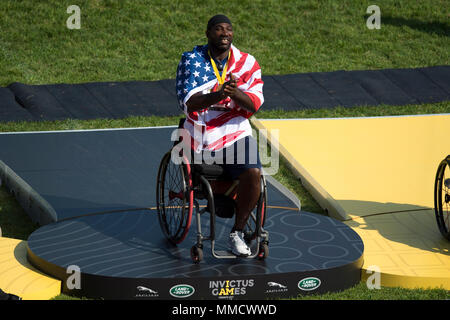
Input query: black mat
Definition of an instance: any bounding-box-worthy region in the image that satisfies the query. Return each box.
[0,126,297,224]
[1,66,448,122]
[418,66,450,94]
[0,127,180,223]
[44,84,113,119]
[272,73,338,109]
[310,70,380,107]
[381,68,449,104]
[8,82,73,120]
[0,87,34,122]
[259,75,302,110]
[348,70,417,106]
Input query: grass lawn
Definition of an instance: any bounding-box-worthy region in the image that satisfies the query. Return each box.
[0,0,449,300]
[0,0,448,86]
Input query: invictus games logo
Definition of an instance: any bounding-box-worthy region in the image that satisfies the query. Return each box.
[298,277,321,291]
[265,281,288,294]
[209,279,254,299]
[135,286,159,298]
[169,284,195,298]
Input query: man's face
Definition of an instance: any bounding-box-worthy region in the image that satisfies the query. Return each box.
[206,23,233,51]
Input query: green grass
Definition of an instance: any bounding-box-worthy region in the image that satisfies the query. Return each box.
[0,0,448,86]
[293,282,449,300]
[0,115,184,132]
[0,185,39,240]
[0,0,449,300]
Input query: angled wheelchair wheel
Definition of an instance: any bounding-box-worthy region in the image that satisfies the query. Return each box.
[434,155,450,241]
[257,241,269,260]
[244,175,267,243]
[156,150,194,245]
[190,245,203,264]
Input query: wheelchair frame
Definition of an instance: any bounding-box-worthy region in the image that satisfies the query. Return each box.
[156,147,269,263]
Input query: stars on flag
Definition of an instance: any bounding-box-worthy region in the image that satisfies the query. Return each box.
[176,45,218,105]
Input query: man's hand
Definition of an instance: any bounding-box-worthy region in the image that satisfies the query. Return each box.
[221,73,256,113]
[186,73,256,113]
[221,73,238,98]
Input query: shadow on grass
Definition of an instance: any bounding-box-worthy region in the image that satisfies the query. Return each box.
[366,14,449,37]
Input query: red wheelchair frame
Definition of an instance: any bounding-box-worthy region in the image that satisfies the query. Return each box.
[156,122,269,263]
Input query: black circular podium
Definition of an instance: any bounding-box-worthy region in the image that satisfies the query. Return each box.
[27,208,363,300]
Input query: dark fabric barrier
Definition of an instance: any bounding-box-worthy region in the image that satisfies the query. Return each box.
[418,65,450,95]
[82,82,156,118]
[8,82,73,120]
[0,87,35,122]
[259,75,301,110]
[1,66,448,122]
[122,81,179,116]
[381,68,449,104]
[309,70,380,107]
[272,73,339,109]
[45,84,113,119]
[348,70,417,106]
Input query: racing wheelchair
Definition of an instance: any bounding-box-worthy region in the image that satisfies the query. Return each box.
[156,120,269,263]
[434,155,450,241]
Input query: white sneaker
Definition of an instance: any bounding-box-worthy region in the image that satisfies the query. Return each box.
[229,231,251,256]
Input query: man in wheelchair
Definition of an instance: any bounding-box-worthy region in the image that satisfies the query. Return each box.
[174,14,265,256]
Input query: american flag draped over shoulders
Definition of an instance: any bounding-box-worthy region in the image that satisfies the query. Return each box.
[176,44,264,152]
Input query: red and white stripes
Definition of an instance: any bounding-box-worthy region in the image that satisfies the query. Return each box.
[182,44,264,153]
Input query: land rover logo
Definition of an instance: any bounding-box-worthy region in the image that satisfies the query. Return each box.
[298,277,321,291]
[170,284,195,298]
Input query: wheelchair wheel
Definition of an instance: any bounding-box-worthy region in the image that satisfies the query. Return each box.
[434,156,450,241]
[156,150,194,245]
[257,241,269,260]
[190,245,203,264]
[244,175,267,243]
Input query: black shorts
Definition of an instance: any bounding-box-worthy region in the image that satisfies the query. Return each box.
[192,136,261,180]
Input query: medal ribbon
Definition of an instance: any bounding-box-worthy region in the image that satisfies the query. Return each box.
[209,49,231,91]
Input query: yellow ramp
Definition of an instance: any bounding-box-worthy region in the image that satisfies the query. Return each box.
[254,114,450,220]
[0,237,61,300]
[253,114,450,289]
[347,209,450,289]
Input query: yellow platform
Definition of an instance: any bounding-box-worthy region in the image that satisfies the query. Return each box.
[254,114,450,220]
[347,210,449,289]
[0,237,61,299]
[253,114,450,289]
